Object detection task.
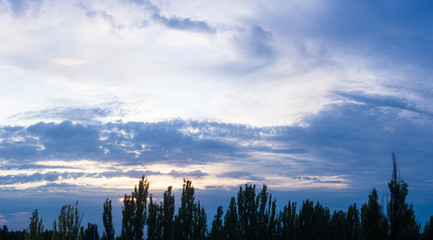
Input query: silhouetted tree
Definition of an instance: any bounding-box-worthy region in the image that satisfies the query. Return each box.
[256,185,277,240]
[121,175,149,240]
[237,184,258,239]
[346,203,360,240]
[192,201,207,240]
[423,216,433,240]
[297,199,331,240]
[42,230,52,240]
[175,179,195,240]
[388,152,420,240]
[0,225,10,240]
[0,226,26,240]
[210,206,224,240]
[277,201,296,240]
[102,198,114,240]
[223,197,240,240]
[147,195,163,240]
[83,223,99,240]
[121,193,134,240]
[162,186,175,240]
[297,199,314,240]
[25,209,44,240]
[361,188,388,240]
[331,210,347,240]
[52,201,83,240]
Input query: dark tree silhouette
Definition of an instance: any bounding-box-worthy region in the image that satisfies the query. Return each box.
[297,199,331,240]
[277,201,296,240]
[423,216,433,240]
[25,209,44,240]
[330,210,347,240]
[210,206,224,240]
[346,203,361,240]
[361,188,388,240]
[192,201,207,240]
[147,194,163,240]
[237,184,258,239]
[102,198,114,240]
[83,223,99,240]
[162,186,175,240]
[388,152,420,240]
[121,193,135,240]
[223,197,240,240]
[121,175,149,240]
[52,201,83,240]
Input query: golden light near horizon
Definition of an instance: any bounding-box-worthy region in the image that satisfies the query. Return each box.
[0,159,350,191]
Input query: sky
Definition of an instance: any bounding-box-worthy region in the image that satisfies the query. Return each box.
[1,0,433,233]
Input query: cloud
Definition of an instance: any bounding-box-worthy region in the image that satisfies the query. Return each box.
[2,97,433,191]
[217,171,265,181]
[9,101,124,123]
[5,0,38,15]
[336,91,432,116]
[237,25,274,61]
[167,169,208,179]
[0,172,86,185]
[128,0,214,33]
[153,14,215,33]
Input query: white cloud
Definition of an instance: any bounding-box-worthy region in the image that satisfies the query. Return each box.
[0,0,430,128]
[51,58,89,66]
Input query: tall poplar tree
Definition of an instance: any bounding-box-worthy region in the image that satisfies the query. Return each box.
[346,203,360,240]
[25,209,44,240]
[102,198,114,240]
[361,188,388,240]
[52,201,83,240]
[162,186,175,240]
[121,175,149,240]
[387,152,420,240]
[224,197,240,240]
[210,206,224,240]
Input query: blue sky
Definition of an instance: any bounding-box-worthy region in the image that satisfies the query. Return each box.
[1,0,433,232]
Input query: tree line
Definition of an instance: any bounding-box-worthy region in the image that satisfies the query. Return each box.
[1,153,433,240]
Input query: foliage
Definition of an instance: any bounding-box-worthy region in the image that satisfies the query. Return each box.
[121,175,149,240]
[387,152,420,240]
[25,209,44,240]
[83,223,99,240]
[361,188,388,240]
[52,201,83,240]
[210,206,223,240]
[102,198,114,240]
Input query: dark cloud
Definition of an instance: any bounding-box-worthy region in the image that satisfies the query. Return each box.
[167,170,208,179]
[309,0,433,71]
[26,121,103,160]
[233,25,274,64]
[128,0,214,33]
[98,170,163,178]
[2,96,433,190]
[0,119,243,163]
[293,176,343,184]
[77,3,125,29]
[336,91,432,115]
[152,13,214,33]
[10,102,123,123]
[6,0,30,15]
[217,171,265,181]
[0,172,86,185]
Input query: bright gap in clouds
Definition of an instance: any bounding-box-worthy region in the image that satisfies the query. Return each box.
[0,159,350,192]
